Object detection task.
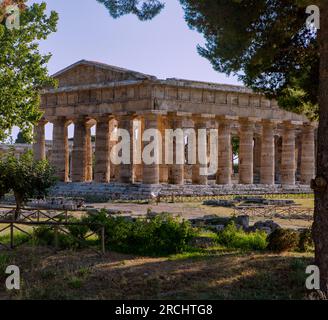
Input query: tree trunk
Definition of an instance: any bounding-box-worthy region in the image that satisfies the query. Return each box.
[312,2,328,294]
[14,192,23,220]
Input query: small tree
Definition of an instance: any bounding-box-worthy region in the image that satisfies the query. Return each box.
[15,131,29,144]
[0,151,57,219]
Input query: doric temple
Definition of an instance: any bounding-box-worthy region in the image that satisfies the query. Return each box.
[34,60,316,197]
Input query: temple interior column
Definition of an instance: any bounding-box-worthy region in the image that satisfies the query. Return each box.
[52,117,69,182]
[260,120,275,185]
[281,121,296,185]
[71,117,87,182]
[33,119,47,161]
[300,123,316,185]
[134,117,144,183]
[159,116,169,183]
[253,135,261,183]
[239,119,255,184]
[168,114,185,185]
[117,114,135,184]
[192,116,208,185]
[109,118,118,181]
[217,117,232,185]
[94,116,111,183]
[85,123,93,182]
[142,113,161,184]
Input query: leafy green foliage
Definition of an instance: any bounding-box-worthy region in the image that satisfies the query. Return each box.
[33,226,82,249]
[216,222,268,251]
[15,131,29,144]
[267,228,300,252]
[0,1,58,142]
[298,228,314,252]
[86,210,196,256]
[96,0,165,21]
[0,151,57,218]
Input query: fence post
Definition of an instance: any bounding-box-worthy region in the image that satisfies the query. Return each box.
[54,226,59,250]
[101,226,105,255]
[10,222,14,249]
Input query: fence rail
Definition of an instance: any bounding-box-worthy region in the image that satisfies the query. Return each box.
[0,208,105,253]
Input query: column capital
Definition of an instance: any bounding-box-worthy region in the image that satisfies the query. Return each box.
[302,121,318,130]
[52,116,69,126]
[37,118,48,126]
[95,114,115,122]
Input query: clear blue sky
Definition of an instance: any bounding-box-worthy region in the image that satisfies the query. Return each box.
[12,0,240,141]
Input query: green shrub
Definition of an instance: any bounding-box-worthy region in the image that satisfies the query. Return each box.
[216,222,267,251]
[33,225,84,249]
[298,228,314,252]
[66,218,90,240]
[86,210,196,256]
[267,228,300,253]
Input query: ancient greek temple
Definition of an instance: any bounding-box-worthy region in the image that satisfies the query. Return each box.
[33,60,316,197]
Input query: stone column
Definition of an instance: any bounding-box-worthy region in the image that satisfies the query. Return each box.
[71,117,88,182]
[85,124,93,182]
[192,116,208,185]
[260,120,275,185]
[168,114,185,185]
[253,135,261,182]
[52,117,69,182]
[300,123,316,185]
[117,114,135,183]
[239,119,255,184]
[33,119,47,161]
[159,116,169,183]
[281,122,296,185]
[216,118,232,185]
[94,116,111,183]
[109,118,118,181]
[142,113,161,184]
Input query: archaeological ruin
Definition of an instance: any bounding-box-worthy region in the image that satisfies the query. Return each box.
[31,60,316,199]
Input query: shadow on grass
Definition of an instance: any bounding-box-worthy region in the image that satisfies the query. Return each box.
[1,246,313,300]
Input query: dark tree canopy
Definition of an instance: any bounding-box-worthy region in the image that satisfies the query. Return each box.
[96,0,165,21]
[15,131,29,144]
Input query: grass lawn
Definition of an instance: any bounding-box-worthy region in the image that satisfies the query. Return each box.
[0,246,313,300]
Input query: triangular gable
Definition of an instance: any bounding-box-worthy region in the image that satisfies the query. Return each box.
[53,60,156,88]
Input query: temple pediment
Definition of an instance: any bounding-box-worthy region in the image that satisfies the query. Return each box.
[52,60,156,88]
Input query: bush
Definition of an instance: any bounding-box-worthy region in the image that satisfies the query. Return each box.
[66,217,90,240]
[33,224,87,249]
[216,222,267,251]
[298,228,314,252]
[86,210,196,256]
[267,228,300,252]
